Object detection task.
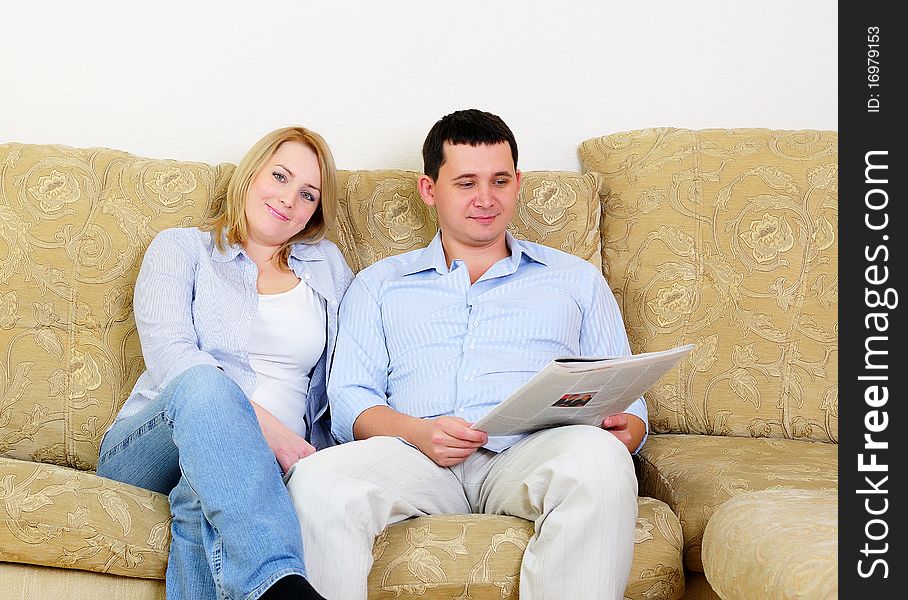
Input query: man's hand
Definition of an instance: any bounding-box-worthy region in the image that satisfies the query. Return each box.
[252,402,316,473]
[412,416,488,467]
[352,406,488,467]
[601,413,647,453]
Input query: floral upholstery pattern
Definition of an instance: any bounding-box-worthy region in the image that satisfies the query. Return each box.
[0,460,682,600]
[332,169,603,273]
[0,456,170,578]
[635,434,837,573]
[1,142,679,598]
[0,143,231,471]
[368,498,684,600]
[579,129,839,598]
[702,489,837,599]
[579,128,838,442]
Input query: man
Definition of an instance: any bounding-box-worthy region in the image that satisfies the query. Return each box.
[286,109,646,599]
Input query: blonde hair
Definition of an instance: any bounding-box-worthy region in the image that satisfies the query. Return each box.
[204,126,337,269]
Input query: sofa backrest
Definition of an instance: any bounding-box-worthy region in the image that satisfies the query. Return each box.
[579,128,838,443]
[332,169,603,273]
[0,143,233,470]
[0,143,605,470]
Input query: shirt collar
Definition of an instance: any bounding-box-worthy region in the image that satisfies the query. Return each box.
[209,234,326,263]
[401,230,548,277]
[401,232,449,276]
[505,231,548,268]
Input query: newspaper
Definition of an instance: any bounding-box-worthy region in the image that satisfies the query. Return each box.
[470,344,694,436]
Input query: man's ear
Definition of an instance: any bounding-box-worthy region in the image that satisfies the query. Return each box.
[418,174,436,207]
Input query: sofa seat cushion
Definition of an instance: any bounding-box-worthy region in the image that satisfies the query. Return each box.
[0,561,165,600]
[701,489,837,599]
[1,455,684,600]
[367,497,684,600]
[0,457,170,578]
[635,434,836,572]
[332,170,604,273]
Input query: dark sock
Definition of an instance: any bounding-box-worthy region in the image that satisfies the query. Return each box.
[260,574,326,600]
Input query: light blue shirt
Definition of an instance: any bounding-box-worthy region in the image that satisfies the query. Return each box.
[329,232,648,452]
[113,227,353,450]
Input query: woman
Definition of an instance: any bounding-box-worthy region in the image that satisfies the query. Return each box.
[96,126,353,600]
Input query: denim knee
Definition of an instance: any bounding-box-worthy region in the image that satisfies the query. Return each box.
[163,364,250,422]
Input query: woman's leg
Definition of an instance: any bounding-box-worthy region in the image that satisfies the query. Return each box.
[167,475,219,599]
[97,371,216,599]
[96,391,181,494]
[98,364,311,600]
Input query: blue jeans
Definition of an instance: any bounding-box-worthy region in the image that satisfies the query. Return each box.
[97,365,308,600]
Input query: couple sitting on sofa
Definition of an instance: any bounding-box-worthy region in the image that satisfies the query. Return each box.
[95,109,648,600]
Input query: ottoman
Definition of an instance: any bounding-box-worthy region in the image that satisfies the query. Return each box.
[701,489,837,599]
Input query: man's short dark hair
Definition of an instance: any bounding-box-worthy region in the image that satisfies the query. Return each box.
[422,109,518,180]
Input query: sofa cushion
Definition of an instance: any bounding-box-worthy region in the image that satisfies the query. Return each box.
[702,489,837,599]
[333,169,603,273]
[636,433,836,572]
[578,128,838,443]
[367,497,684,600]
[0,456,170,578]
[0,143,233,470]
[0,453,684,600]
[0,562,164,600]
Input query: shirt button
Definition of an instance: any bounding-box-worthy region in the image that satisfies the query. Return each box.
[462,375,470,381]
[304,273,312,281]
[473,322,480,328]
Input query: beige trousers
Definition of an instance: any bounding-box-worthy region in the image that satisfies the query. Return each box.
[285,424,638,600]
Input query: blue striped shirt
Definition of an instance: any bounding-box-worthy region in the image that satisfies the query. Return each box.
[112,227,353,450]
[329,232,648,452]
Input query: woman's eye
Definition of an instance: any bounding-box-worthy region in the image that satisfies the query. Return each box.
[301,190,316,202]
[272,172,287,183]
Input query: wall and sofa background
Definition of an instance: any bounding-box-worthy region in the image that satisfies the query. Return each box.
[2,1,835,171]
[2,2,838,599]
[0,127,838,600]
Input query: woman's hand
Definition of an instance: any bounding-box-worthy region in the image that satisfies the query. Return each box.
[251,402,316,473]
[411,416,488,467]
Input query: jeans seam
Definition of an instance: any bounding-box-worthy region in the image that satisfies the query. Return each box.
[210,536,230,600]
[97,413,167,466]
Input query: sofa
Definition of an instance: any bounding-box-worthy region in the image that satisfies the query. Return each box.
[0,127,836,600]
[578,128,839,599]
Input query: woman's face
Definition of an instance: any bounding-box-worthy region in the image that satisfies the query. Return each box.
[244,140,321,252]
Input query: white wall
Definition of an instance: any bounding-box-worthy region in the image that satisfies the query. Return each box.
[1,1,837,171]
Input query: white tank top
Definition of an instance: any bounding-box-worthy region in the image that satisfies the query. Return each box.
[248,279,327,437]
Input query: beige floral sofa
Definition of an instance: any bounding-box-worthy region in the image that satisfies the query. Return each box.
[578,128,838,599]
[0,142,685,600]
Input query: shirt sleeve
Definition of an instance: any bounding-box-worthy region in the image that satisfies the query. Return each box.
[327,273,392,443]
[133,231,221,390]
[579,266,649,454]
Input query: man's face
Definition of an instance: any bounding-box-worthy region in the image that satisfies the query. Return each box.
[419,141,520,257]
